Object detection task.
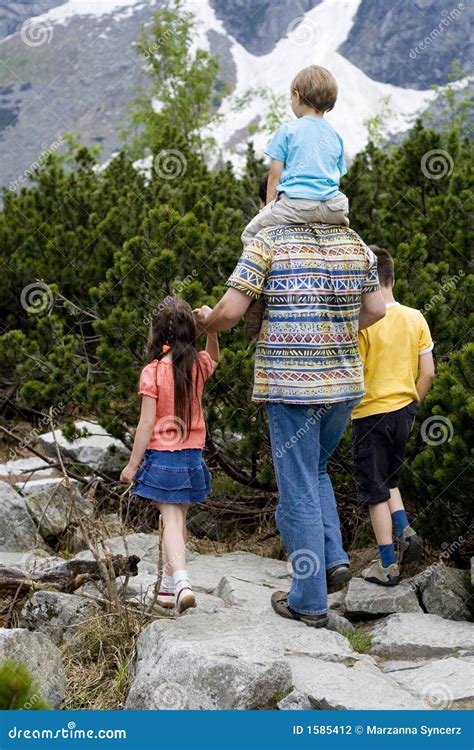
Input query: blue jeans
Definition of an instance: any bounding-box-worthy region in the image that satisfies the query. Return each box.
[266,400,358,615]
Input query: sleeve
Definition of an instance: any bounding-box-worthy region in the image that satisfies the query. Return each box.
[225,235,272,300]
[264,124,288,163]
[337,135,347,177]
[361,246,380,294]
[418,313,434,355]
[198,350,218,381]
[138,363,159,398]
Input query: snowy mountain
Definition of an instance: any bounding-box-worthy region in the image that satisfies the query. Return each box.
[0,0,471,189]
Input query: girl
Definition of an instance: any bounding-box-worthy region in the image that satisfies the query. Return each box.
[120,296,219,614]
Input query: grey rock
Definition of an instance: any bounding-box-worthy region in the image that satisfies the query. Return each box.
[38,420,129,473]
[280,656,426,710]
[126,611,293,710]
[389,656,474,708]
[210,0,322,56]
[343,577,422,616]
[0,481,46,552]
[0,456,57,482]
[0,628,65,707]
[471,557,474,588]
[19,591,100,645]
[24,482,93,539]
[327,610,354,634]
[187,551,290,593]
[0,549,63,573]
[370,613,474,658]
[214,575,353,632]
[126,607,360,709]
[17,476,81,496]
[411,564,472,621]
[74,532,161,573]
[339,0,472,89]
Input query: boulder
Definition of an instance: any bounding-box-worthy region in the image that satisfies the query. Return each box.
[19,591,100,645]
[370,613,474,658]
[24,482,94,539]
[67,512,124,553]
[126,608,359,709]
[411,564,472,621]
[0,549,63,573]
[19,476,81,496]
[37,420,129,473]
[187,551,290,593]
[0,457,57,482]
[279,655,426,710]
[73,533,161,573]
[0,628,65,707]
[215,575,353,633]
[343,577,422,617]
[0,482,47,552]
[388,656,474,708]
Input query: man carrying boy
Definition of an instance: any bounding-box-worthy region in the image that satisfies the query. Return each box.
[352,246,435,585]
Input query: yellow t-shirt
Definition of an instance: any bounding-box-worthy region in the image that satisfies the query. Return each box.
[352,302,433,419]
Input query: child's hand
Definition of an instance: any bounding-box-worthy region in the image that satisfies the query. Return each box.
[120,463,138,483]
[193,305,213,329]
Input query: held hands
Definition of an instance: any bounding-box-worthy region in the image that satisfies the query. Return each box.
[120,462,138,483]
[193,304,213,331]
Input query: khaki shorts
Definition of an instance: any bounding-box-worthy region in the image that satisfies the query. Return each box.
[242,192,349,245]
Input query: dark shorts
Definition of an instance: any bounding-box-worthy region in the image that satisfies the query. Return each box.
[352,402,418,505]
[133,448,211,504]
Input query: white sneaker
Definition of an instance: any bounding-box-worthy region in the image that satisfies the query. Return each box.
[176,585,196,614]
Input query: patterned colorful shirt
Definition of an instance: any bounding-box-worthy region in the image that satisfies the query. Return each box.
[226,224,380,404]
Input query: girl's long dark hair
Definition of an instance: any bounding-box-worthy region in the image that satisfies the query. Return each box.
[147,296,202,440]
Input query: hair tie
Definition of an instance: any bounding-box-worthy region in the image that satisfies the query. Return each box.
[162,343,171,353]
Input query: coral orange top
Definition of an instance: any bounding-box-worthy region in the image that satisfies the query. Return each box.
[138,351,217,452]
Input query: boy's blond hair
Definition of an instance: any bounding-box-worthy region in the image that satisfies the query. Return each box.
[291,65,338,113]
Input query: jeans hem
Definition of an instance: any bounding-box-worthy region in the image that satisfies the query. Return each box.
[326,558,350,571]
[288,602,328,616]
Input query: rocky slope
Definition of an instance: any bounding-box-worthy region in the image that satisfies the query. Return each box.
[0,0,470,191]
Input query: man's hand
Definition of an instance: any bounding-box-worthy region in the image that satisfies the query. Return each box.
[193,305,213,330]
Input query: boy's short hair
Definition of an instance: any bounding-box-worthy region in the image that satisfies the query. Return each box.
[291,65,338,113]
[368,245,395,287]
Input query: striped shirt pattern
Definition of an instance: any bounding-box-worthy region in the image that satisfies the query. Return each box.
[226,224,380,404]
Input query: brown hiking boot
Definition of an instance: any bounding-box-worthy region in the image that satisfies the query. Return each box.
[271,591,328,628]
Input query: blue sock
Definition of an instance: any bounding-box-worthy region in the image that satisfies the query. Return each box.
[392,509,409,538]
[378,544,396,568]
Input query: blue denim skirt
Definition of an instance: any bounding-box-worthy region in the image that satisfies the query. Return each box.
[133,448,211,504]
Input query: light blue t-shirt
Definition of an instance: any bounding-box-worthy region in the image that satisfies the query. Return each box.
[265,116,346,201]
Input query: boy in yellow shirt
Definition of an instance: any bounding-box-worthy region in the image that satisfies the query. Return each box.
[352,246,435,585]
